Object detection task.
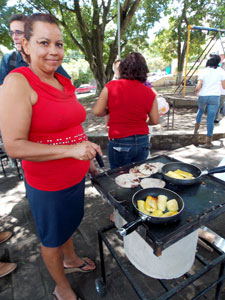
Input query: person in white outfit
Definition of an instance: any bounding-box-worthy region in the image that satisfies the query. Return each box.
[194,55,225,148]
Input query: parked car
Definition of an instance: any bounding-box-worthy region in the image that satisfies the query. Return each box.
[148,73,162,83]
[75,84,96,94]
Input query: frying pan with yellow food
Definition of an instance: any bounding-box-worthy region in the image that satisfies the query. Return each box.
[137,195,179,218]
[117,187,184,237]
[162,162,225,186]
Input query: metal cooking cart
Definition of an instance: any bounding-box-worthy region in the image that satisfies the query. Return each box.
[92,155,225,299]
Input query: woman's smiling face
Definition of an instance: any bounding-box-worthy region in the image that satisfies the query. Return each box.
[23,21,64,73]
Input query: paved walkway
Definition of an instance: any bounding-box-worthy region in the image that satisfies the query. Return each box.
[1,140,225,300]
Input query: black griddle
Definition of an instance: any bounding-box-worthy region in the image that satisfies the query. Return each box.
[92,155,225,256]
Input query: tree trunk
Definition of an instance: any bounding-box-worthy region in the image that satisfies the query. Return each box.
[82,0,141,93]
[176,41,187,85]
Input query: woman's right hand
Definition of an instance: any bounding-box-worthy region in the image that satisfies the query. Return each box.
[69,141,102,161]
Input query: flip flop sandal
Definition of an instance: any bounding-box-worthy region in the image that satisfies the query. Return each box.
[0,231,12,244]
[64,257,95,274]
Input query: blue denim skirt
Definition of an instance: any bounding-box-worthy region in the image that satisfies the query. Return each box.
[26,178,85,247]
[108,134,151,169]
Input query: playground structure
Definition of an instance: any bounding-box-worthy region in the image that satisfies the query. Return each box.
[175,25,225,96]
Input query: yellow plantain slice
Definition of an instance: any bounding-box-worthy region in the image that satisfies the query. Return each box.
[174,169,194,179]
[145,196,157,212]
[167,199,178,212]
[162,211,178,217]
[157,195,168,211]
[137,200,145,210]
[137,200,150,215]
[150,209,163,217]
[165,171,184,179]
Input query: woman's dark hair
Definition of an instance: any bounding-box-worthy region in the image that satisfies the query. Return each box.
[119,52,149,83]
[206,54,221,69]
[24,13,59,41]
[23,13,60,63]
[8,14,27,25]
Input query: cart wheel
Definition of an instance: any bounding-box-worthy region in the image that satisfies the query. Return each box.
[95,277,107,297]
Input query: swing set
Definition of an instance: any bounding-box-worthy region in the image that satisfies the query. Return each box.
[175,25,225,96]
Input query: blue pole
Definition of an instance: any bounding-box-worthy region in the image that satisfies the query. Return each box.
[192,26,225,33]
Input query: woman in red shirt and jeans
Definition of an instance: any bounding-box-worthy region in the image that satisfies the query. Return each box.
[93,52,159,169]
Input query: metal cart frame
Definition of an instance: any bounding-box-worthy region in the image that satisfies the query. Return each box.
[96,224,225,300]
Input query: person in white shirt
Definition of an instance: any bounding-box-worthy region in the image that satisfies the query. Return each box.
[194,55,225,148]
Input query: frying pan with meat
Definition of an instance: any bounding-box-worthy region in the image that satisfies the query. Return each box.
[117,187,184,237]
[162,162,225,186]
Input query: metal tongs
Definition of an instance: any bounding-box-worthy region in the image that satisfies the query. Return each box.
[95,152,118,184]
[88,152,107,180]
[95,152,106,170]
[95,152,110,177]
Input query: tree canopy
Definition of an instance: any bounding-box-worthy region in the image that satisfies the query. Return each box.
[1,0,224,89]
[2,0,168,91]
[208,0,225,29]
[0,0,16,48]
[150,0,225,83]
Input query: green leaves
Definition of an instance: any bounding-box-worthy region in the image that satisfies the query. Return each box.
[0,0,170,89]
[150,0,216,80]
[0,1,16,49]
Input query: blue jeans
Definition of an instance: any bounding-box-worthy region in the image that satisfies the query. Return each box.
[196,96,220,136]
[107,134,151,169]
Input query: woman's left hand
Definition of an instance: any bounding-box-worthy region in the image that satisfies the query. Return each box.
[89,160,98,177]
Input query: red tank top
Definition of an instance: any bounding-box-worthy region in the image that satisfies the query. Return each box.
[12,67,89,191]
[106,79,156,139]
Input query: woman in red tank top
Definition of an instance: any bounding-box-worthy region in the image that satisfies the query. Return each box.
[93,52,159,169]
[0,13,102,300]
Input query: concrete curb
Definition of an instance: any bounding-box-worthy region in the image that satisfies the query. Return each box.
[87,131,225,151]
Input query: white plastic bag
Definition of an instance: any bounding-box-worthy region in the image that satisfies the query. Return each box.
[157,96,169,116]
